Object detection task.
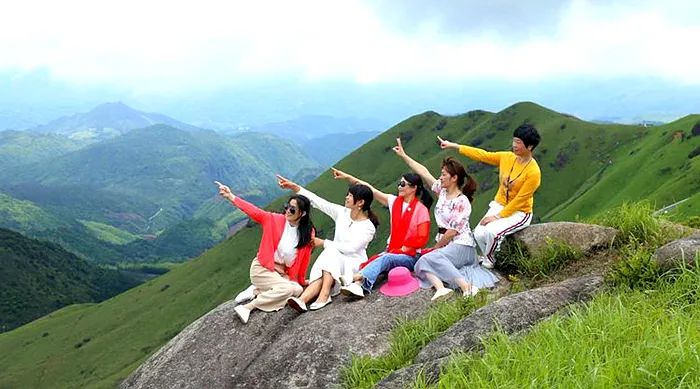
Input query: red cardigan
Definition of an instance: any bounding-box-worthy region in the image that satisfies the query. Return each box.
[233,196,313,285]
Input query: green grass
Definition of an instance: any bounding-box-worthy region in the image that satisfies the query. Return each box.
[342,294,488,389]
[591,201,669,247]
[429,267,700,388]
[79,219,140,245]
[495,238,582,278]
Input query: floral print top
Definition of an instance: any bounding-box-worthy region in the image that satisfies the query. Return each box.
[431,181,475,247]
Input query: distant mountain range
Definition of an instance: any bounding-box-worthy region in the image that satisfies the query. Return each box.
[30,102,201,140]
[0,103,322,263]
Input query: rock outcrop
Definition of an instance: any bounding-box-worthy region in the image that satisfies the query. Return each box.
[510,222,617,256]
[653,232,700,271]
[121,222,612,389]
[121,289,434,389]
[377,275,605,388]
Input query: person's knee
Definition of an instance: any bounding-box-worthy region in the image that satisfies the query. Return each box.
[288,283,303,297]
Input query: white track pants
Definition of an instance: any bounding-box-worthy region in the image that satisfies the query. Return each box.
[473,201,532,262]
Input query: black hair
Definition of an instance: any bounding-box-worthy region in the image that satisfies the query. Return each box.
[402,172,433,209]
[348,183,379,227]
[441,157,478,202]
[513,123,541,150]
[287,194,314,248]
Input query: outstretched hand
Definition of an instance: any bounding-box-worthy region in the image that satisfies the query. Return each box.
[392,137,407,158]
[437,136,458,150]
[331,167,349,181]
[215,181,234,199]
[276,174,300,192]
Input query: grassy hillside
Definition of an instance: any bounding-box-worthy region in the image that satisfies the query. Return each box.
[0,228,141,333]
[1,102,698,387]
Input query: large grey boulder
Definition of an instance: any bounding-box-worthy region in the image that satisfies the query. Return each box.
[653,232,700,271]
[510,222,617,256]
[121,288,433,389]
[377,275,605,388]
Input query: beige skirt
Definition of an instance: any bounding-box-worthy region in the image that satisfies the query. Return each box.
[248,258,303,312]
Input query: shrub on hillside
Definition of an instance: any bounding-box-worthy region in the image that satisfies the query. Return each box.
[692,121,700,136]
[688,146,700,159]
[432,119,447,132]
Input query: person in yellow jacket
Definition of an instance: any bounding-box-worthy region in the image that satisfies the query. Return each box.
[438,123,541,268]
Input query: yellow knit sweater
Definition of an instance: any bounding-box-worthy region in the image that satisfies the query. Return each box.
[459,145,541,217]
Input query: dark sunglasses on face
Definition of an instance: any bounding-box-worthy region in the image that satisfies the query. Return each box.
[397,180,414,188]
[284,204,297,215]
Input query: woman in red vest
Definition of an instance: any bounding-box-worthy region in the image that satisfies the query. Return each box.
[218,182,315,324]
[333,168,433,298]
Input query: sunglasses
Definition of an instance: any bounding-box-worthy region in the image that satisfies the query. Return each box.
[397,180,414,188]
[284,204,297,215]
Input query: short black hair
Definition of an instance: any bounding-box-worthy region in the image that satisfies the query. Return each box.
[513,123,541,150]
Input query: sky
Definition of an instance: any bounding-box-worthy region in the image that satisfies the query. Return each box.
[1,0,699,128]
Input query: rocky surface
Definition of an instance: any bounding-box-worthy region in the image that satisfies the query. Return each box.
[511,222,617,256]
[377,275,605,388]
[122,222,615,389]
[121,288,433,389]
[653,232,700,271]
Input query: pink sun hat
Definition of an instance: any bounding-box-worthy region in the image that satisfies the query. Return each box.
[379,266,420,297]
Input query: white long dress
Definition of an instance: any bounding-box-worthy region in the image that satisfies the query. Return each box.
[298,188,376,296]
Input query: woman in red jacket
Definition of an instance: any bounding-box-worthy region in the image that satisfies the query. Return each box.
[332,168,433,297]
[218,182,314,324]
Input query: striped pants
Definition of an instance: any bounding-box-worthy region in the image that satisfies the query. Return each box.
[473,201,532,262]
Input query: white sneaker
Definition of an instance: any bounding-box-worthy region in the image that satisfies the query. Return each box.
[234,285,256,304]
[309,297,332,311]
[234,305,250,324]
[340,283,365,298]
[287,297,308,313]
[480,256,495,269]
[431,288,453,302]
[462,286,480,297]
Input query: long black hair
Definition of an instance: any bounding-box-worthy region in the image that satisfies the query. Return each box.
[287,194,314,248]
[348,183,379,227]
[402,172,433,209]
[442,157,478,202]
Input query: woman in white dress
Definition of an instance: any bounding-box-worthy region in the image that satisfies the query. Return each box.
[277,175,378,312]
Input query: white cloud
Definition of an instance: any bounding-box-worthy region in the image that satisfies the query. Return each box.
[0,0,698,92]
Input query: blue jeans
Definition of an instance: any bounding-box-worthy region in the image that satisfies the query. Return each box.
[359,252,418,293]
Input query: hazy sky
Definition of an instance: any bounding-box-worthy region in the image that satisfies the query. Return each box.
[1,0,699,126]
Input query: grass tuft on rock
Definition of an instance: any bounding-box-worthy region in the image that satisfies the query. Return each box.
[496,237,582,279]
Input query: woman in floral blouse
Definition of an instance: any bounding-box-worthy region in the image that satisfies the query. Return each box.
[393,138,498,301]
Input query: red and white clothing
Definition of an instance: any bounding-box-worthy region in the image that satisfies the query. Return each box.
[232,196,313,311]
[298,188,376,295]
[384,194,431,256]
[273,222,298,267]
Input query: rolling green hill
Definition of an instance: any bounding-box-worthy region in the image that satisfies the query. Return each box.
[0,228,141,333]
[1,102,698,388]
[0,125,319,263]
[0,130,87,168]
